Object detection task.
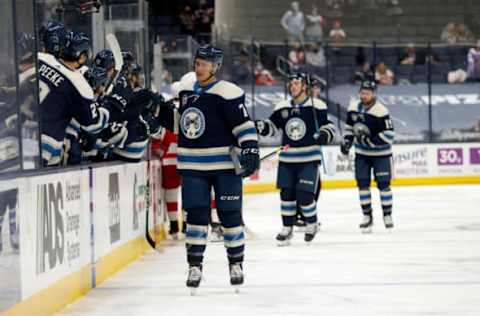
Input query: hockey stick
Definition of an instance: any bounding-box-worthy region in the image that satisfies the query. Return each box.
[104,33,124,95]
[145,148,156,249]
[308,76,329,175]
[260,144,289,161]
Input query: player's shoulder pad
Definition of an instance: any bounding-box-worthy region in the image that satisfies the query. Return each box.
[368,101,389,117]
[38,53,94,100]
[311,98,327,110]
[178,73,197,93]
[274,99,291,111]
[347,100,359,112]
[207,80,244,100]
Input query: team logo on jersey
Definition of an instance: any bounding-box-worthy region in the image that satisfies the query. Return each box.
[285,117,306,141]
[181,94,200,107]
[180,107,205,139]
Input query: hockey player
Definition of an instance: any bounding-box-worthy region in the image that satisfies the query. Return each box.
[152,125,183,238]
[39,20,67,58]
[255,73,335,245]
[157,45,260,293]
[93,49,116,81]
[340,81,395,232]
[38,31,112,166]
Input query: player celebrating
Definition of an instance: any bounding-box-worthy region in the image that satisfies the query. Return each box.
[340,81,395,233]
[38,31,111,166]
[255,73,335,245]
[157,45,260,294]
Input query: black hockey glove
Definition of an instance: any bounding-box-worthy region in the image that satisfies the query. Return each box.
[340,138,353,155]
[255,120,270,136]
[139,113,161,138]
[313,131,329,145]
[239,147,260,177]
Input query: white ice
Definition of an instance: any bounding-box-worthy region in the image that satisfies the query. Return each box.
[59,185,480,316]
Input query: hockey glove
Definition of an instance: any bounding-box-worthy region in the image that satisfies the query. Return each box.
[356,134,372,146]
[340,138,353,155]
[313,131,329,145]
[255,120,270,136]
[239,147,260,177]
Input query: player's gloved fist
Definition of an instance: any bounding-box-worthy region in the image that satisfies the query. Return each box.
[255,120,269,136]
[239,147,260,177]
[356,134,372,146]
[313,131,329,145]
[340,138,352,155]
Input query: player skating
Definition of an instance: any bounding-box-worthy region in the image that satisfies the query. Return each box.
[340,81,395,233]
[255,73,335,246]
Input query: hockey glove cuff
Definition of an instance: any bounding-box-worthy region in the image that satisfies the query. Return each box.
[239,147,260,178]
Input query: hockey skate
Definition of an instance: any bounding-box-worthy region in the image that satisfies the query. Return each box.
[383,214,394,229]
[210,222,224,242]
[359,214,373,233]
[229,263,244,293]
[276,226,293,246]
[186,265,203,295]
[304,222,319,243]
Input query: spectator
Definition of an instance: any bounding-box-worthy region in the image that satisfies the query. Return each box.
[441,22,457,44]
[329,20,347,49]
[281,1,305,43]
[456,23,475,44]
[305,43,326,67]
[441,22,475,44]
[467,40,480,82]
[179,6,196,37]
[375,62,395,85]
[194,0,214,44]
[305,6,325,43]
[288,42,306,69]
[353,61,375,84]
[398,43,417,65]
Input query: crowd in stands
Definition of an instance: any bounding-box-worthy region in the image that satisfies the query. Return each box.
[177,0,214,44]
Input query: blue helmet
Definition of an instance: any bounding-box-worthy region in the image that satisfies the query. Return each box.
[121,50,135,73]
[195,45,223,71]
[84,66,108,90]
[287,72,309,84]
[61,31,90,61]
[39,20,67,57]
[131,62,142,75]
[17,32,35,62]
[359,80,376,92]
[94,49,115,71]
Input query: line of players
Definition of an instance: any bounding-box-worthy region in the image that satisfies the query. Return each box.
[38,20,168,167]
[151,45,395,293]
[36,22,396,292]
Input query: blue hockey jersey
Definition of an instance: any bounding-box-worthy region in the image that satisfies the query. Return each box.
[38,53,108,166]
[265,97,335,163]
[163,79,258,175]
[344,100,395,157]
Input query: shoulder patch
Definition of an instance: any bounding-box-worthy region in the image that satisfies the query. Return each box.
[38,53,93,100]
[274,99,291,111]
[368,102,389,117]
[207,80,244,100]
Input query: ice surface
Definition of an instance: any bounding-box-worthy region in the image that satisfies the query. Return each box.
[59,185,480,316]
